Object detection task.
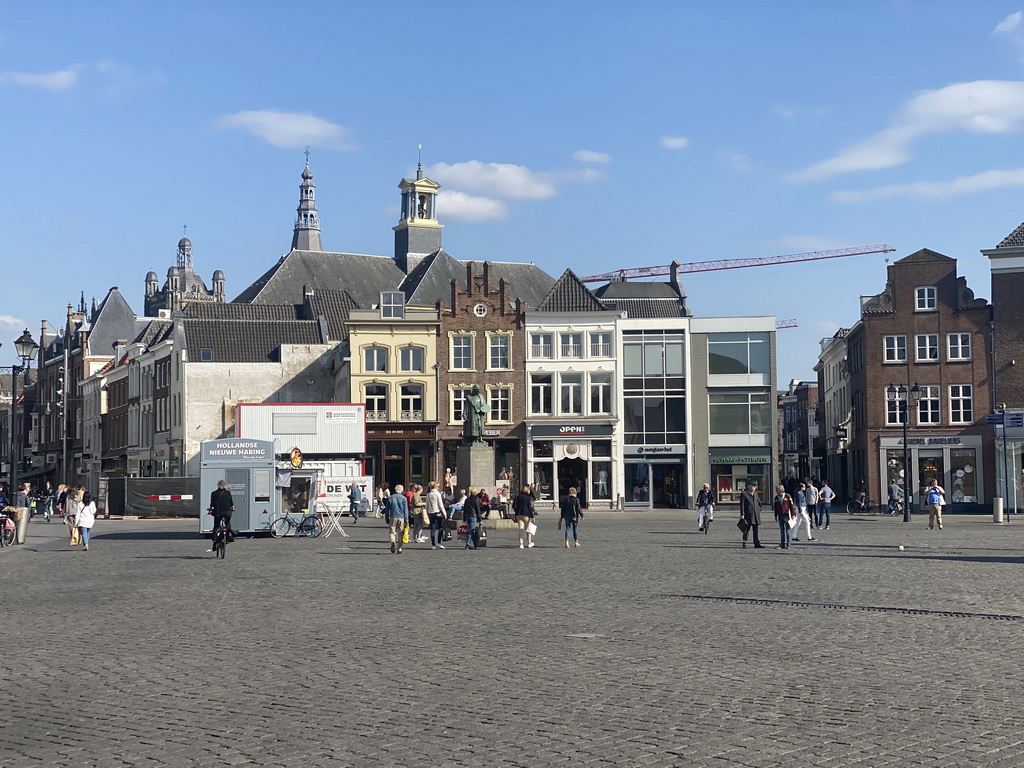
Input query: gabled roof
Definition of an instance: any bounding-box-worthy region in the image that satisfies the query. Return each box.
[534,269,606,313]
[304,288,360,341]
[182,319,324,364]
[132,318,174,347]
[895,248,954,263]
[85,287,147,357]
[182,303,302,321]
[997,222,1024,248]
[400,250,466,305]
[233,250,406,305]
[485,261,556,308]
[593,280,690,318]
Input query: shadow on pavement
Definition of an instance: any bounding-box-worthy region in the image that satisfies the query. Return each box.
[94,531,200,541]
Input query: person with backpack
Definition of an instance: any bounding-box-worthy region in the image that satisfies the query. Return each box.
[348,482,363,523]
[77,492,97,551]
[773,484,798,550]
[560,487,584,548]
[926,478,946,530]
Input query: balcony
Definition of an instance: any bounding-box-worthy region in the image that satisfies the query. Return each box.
[531,344,553,358]
[560,344,582,358]
[366,410,389,422]
[400,410,424,421]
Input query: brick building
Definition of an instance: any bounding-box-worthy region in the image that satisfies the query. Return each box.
[845,249,992,511]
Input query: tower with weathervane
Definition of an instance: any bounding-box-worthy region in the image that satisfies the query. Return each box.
[393,153,443,273]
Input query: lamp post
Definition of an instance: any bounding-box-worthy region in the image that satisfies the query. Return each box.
[5,329,40,515]
[886,383,921,523]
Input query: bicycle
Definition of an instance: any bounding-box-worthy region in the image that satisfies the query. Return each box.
[269,510,322,538]
[887,497,905,517]
[846,497,878,515]
[0,510,16,547]
[212,517,232,559]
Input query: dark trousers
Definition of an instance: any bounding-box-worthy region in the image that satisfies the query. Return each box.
[807,503,818,526]
[350,501,360,521]
[742,522,761,546]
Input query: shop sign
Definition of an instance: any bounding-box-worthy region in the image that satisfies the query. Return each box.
[200,439,275,463]
[532,423,613,437]
[710,455,772,464]
[324,410,359,424]
[625,445,686,457]
[901,437,962,446]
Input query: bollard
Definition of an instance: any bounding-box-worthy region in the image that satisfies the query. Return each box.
[994,497,1005,524]
[15,506,30,544]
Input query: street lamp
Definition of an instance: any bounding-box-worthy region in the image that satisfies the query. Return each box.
[886,382,921,523]
[5,329,40,510]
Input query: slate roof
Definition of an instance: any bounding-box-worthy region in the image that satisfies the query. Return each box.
[182,303,302,321]
[485,261,556,308]
[593,280,690,318]
[132,319,173,347]
[233,250,406,305]
[997,222,1024,248]
[400,250,466,305]
[534,269,606,313]
[82,288,148,357]
[304,289,360,342]
[183,319,325,363]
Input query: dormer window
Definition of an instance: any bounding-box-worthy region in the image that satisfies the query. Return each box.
[381,291,405,319]
[915,286,937,311]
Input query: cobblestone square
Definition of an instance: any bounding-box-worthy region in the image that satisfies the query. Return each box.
[3,510,1023,767]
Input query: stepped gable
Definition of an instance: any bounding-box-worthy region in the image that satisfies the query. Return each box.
[593,280,689,318]
[535,269,605,312]
[233,250,405,305]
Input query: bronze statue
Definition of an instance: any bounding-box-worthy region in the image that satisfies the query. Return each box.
[462,384,490,446]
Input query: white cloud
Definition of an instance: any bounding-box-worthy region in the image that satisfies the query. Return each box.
[215,110,358,150]
[993,11,1022,35]
[436,190,508,222]
[730,153,751,171]
[788,80,1024,183]
[660,135,690,149]
[830,167,1024,203]
[425,161,556,199]
[572,149,611,164]
[0,314,27,336]
[0,66,80,90]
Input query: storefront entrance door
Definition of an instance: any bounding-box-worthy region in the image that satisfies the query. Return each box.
[652,464,682,508]
[557,457,588,507]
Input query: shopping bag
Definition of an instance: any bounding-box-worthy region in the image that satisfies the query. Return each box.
[526,522,538,535]
[457,523,469,542]
[789,515,799,530]
[402,526,410,544]
[70,528,81,546]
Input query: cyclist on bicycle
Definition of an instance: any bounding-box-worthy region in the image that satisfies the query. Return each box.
[207,480,235,553]
[887,480,905,516]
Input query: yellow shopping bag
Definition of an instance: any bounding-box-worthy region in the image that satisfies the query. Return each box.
[402,526,410,544]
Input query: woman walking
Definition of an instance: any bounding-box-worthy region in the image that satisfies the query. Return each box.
[410,484,429,543]
[65,485,84,546]
[77,492,97,551]
[426,481,447,550]
[773,484,797,550]
[513,484,536,549]
[463,489,481,550]
[560,487,584,548]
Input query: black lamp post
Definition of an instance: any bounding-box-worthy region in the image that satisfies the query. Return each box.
[886,383,921,522]
[6,329,40,506]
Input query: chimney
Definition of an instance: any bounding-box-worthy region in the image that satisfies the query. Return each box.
[465,263,475,296]
[483,261,493,295]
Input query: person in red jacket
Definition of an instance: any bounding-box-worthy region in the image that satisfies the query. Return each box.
[773,484,797,550]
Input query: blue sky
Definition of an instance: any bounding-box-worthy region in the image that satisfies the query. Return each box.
[2,2,1024,386]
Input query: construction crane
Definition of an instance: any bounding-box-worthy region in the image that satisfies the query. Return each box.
[776,319,798,329]
[580,244,896,283]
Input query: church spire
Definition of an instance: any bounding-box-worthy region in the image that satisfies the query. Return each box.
[291,147,323,252]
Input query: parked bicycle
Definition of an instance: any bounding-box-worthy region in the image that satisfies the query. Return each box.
[846,497,878,515]
[269,510,322,538]
[0,510,16,547]
[211,517,232,559]
[888,497,905,517]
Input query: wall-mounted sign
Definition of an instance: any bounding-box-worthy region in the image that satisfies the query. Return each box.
[290,447,304,468]
[324,410,358,424]
[710,455,772,464]
[624,444,686,457]
[532,423,613,437]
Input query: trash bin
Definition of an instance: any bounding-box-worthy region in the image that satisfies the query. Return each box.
[14,506,30,544]
[994,497,1005,524]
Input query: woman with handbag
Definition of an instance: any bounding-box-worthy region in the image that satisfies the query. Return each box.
[560,487,584,548]
[773,484,797,550]
[513,485,536,549]
[65,486,84,546]
[409,484,429,543]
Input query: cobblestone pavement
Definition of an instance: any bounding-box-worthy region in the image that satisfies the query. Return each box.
[3,509,1024,767]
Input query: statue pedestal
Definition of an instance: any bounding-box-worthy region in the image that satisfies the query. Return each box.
[456,444,494,496]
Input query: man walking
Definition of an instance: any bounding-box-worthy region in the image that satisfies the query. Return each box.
[387,483,409,554]
[349,482,363,523]
[817,480,835,530]
[804,479,818,528]
[739,481,764,549]
[696,483,715,532]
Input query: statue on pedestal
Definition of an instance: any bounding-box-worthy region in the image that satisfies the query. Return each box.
[462,384,490,446]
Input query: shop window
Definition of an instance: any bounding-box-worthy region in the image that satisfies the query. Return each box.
[534,440,553,458]
[626,461,650,504]
[593,461,611,499]
[592,440,612,457]
[950,449,977,502]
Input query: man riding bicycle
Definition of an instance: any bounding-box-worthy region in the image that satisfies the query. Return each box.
[887,480,905,516]
[207,480,235,553]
